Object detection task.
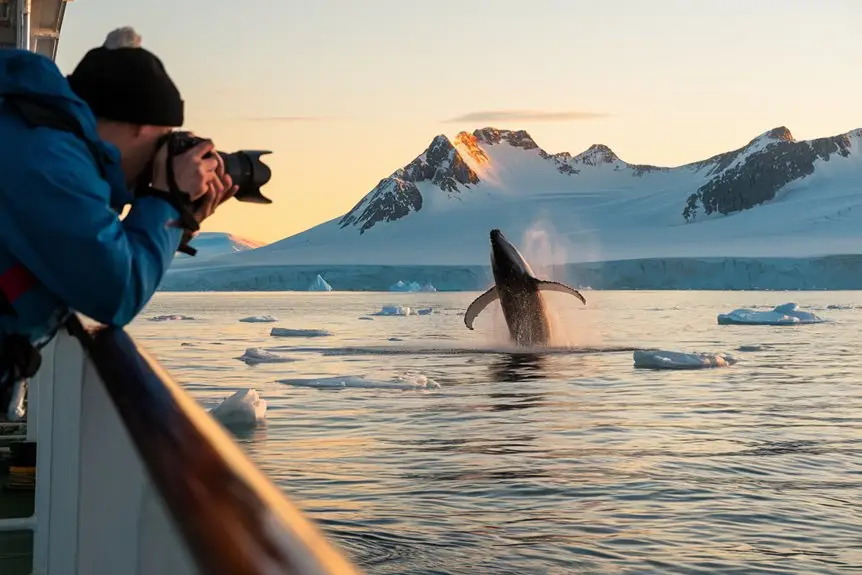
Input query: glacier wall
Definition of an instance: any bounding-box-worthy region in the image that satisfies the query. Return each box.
[160,255,862,292]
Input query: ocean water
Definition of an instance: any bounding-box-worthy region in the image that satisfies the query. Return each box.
[130,290,862,575]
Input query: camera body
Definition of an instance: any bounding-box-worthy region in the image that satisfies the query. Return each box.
[167,131,273,204]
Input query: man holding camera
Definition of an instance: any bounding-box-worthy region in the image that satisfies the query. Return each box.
[0,27,234,418]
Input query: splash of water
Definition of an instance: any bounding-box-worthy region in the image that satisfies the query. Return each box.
[519,218,600,348]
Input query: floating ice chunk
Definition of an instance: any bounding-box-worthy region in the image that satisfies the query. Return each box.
[308,274,332,291]
[148,314,195,321]
[279,372,440,390]
[634,349,737,370]
[717,302,825,325]
[270,327,333,337]
[373,305,414,316]
[371,306,433,317]
[209,388,267,426]
[235,347,296,365]
[239,315,278,323]
[389,280,418,292]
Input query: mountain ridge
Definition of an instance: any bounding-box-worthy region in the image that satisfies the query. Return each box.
[168,123,862,270]
[332,124,862,236]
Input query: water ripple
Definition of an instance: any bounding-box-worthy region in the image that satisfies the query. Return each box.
[132,290,862,574]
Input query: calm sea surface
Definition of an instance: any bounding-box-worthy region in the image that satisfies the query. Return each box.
[130,290,862,575]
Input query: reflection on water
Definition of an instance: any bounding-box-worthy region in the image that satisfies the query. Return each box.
[490,352,547,382]
[131,290,862,574]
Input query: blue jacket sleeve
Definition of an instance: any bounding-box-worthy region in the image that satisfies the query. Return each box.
[3,137,184,327]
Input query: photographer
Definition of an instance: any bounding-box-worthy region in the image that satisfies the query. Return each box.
[0,27,234,416]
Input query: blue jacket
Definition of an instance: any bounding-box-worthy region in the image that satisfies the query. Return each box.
[0,49,183,340]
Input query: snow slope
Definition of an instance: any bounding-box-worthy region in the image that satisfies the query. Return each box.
[163,125,862,290]
[173,232,265,263]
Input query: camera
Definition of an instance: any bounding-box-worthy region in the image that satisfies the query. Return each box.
[166,131,273,204]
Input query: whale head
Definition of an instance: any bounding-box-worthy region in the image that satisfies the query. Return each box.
[490,228,536,283]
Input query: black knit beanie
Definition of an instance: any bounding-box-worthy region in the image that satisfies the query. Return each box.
[67,27,184,127]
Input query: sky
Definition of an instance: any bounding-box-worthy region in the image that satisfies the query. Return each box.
[53,0,862,244]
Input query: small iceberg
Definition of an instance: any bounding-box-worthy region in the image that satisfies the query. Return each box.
[388,280,436,292]
[270,327,333,337]
[279,373,441,390]
[239,315,278,323]
[149,314,195,321]
[235,347,296,365]
[371,305,432,316]
[717,303,825,326]
[389,280,421,292]
[208,388,267,427]
[308,274,333,292]
[374,305,414,316]
[634,349,737,370]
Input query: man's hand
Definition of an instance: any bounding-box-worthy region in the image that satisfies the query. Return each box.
[151,135,221,202]
[192,152,238,224]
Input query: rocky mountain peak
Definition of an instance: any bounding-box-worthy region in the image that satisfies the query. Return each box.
[398,135,479,192]
[453,131,490,164]
[337,134,480,234]
[572,144,620,166]
[472,127,539,151]
[763,126,794,142]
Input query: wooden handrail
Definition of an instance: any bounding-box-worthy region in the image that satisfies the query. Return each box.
[66,316,363,575]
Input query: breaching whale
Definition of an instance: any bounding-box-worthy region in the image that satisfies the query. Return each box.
[464,229,587,346]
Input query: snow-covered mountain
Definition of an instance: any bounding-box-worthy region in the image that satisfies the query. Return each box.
[161,124,862,290]
[173,232,265,262]
[173,124,862,269]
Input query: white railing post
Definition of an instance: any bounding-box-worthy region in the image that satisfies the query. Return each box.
[37,330,85,573]
[29,336,55,574]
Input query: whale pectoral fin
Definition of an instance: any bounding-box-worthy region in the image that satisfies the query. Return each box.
[464,287,499,330]
[536,280,587,305]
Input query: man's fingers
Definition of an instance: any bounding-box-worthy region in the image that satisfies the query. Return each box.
[214,151,226,180]
[188,138,215,159]
[219,175,237,205]
[211,173,226,197]
[197,187,217,221]
[200,156,219,173]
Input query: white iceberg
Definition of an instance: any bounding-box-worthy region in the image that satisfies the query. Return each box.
[374,305,414,316]
[717,302,825,325]
[371,305,434,316]
[308,274,332,291]
[389,280,420,292]
[634,349,737,370]
[239,315,278,323]
[235,347,296,365]
[208,388,267,426]
[279,373,441,390]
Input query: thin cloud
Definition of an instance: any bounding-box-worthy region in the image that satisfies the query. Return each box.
[442,110,611,123]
